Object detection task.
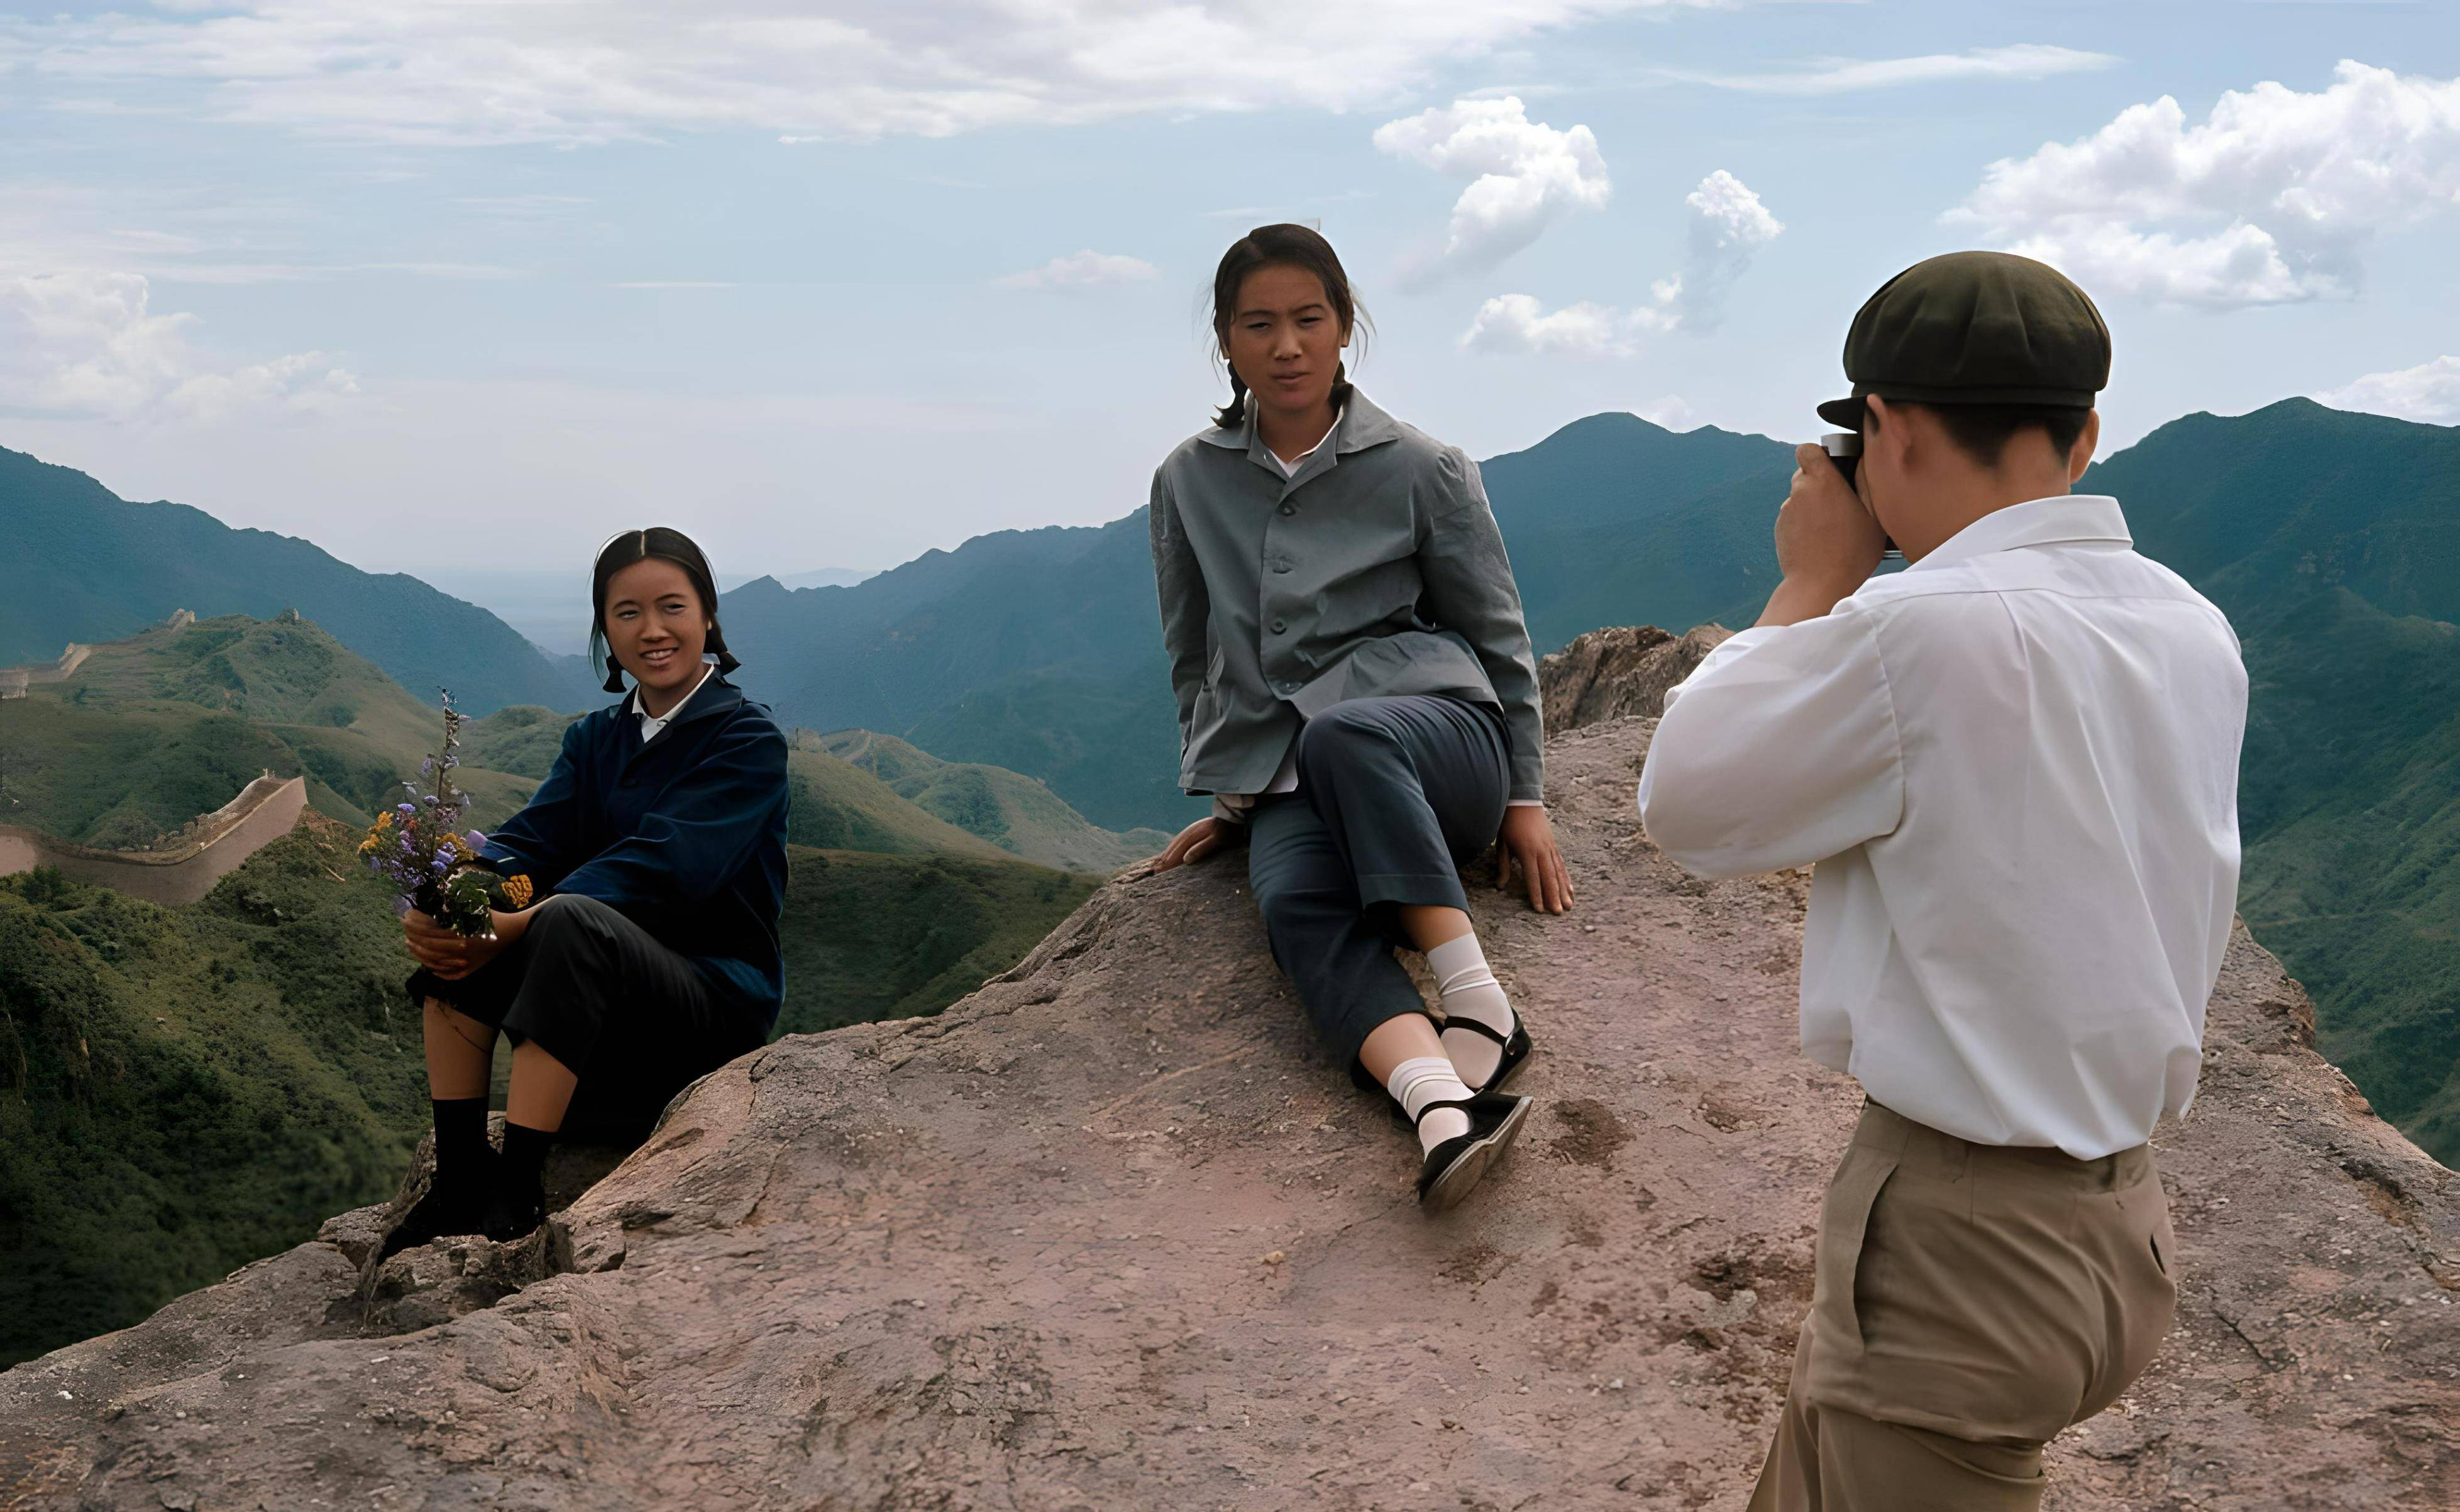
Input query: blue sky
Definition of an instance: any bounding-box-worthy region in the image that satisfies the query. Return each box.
[2,1,2455,589]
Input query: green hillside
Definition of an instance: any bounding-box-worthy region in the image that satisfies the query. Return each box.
[775,846,1098,1036]
[817,729,1169,872]
[2083,400,2460,1163]
[0,443,598,715]
[0,817,432,1367]
[3,614,538,839]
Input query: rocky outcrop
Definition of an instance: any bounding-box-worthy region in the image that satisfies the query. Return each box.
[3,629,2456,1509]
[1539,624,1731,736]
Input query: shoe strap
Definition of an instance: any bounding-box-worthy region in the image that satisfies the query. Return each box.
[1413,1096,1481,1128]
[1438,1015,1513,1047]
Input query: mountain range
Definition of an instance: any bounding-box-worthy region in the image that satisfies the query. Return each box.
[0,446,600,715]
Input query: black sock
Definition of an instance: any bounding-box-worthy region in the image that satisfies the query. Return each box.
[499,1120,556,1189]
[431,1097,491,1181]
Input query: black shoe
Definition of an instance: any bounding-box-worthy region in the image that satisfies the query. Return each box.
[1440,1013,1533,1094]
[1415,1091,1534,1212]
[477,1166,548,1244]
[378,1160,493,1261]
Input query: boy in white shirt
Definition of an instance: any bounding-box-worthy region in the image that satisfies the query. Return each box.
[1637,252,2248,1509]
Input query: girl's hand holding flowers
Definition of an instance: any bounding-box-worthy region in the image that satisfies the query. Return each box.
[364,689,539,964]
[404,900,534,979]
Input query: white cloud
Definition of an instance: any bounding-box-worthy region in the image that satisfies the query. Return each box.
[1661,168,1783,333]
[993,251,1161,291]
[1678,44,2117,96]
[0,3,1729,147]
[0,270,355,421]
[1634,395,1696,430]
[2317,356,2460,424]
[1948,60,2460,307]
[1461,169,1781,354]
[1462,294,1649,357]
[1374,96,1612,284]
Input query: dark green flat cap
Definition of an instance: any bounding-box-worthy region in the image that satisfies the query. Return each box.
[1817,251,2109,431]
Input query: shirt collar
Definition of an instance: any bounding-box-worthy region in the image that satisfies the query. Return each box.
[1194,385,1408,467]
[1907,494,2133,573]
[630,661,716,727]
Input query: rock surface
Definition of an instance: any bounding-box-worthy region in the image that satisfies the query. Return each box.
[4,627,2457,1509]
[1538,624,1730,738]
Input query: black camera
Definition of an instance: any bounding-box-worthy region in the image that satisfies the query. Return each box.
[1819,431,1901,560]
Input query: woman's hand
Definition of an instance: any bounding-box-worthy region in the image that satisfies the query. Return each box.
[1150,816,1234,873]
[1496,805,1574,914]
[404,905,530,980]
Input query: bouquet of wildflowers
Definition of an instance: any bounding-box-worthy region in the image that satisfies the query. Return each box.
[359,689,533,937]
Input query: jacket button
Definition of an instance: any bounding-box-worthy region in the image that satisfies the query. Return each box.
[1272,560,1292,574]
[1278,504,1296,516]
[1269,618,1286,634]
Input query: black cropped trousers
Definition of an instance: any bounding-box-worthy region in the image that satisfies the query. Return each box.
[1245,695,1511,1071]
[409,892,768,1140]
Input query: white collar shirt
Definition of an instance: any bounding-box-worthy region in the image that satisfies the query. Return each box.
[630,662,715,744]
[1635,495,2248,1158]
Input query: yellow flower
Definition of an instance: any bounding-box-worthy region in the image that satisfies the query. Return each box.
[500,874,535,910]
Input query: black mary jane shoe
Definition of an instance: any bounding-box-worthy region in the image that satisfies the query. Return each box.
[1440,1013,1533,1094]
[1415,1091,1535,1213]
[377,1161,493,1261]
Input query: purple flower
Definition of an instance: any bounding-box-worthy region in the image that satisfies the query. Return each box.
[466,830,488,851]
[395,802,416,817]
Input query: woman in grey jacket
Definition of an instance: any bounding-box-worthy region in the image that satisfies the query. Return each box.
[1148,224,1574,1211]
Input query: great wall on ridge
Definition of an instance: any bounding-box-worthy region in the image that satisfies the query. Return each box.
[0,610,309,905]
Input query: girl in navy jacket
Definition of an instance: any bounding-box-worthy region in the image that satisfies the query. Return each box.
[382,527,789,1257]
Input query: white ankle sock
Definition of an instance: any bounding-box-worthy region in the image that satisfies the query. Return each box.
[1387,1055,1474,1154]
[1427,933,1516,1088]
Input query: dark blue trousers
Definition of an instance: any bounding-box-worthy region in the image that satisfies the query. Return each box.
[409,893,766,1140]
[1246,695,1511,1071]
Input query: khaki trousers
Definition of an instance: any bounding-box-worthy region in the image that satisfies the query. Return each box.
[1747,1101,2177,1511]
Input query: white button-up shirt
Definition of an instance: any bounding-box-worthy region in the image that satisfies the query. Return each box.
[1636,495,2248,1159]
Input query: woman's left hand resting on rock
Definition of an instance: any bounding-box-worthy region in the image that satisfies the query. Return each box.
[1149,815,1233,873]
[1498,805,1574,915]
[405,903,532,981]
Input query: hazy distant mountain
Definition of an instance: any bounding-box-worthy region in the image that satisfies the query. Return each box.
[717,518,1181,830]
[0,446,599,714]
[734,567,876,592]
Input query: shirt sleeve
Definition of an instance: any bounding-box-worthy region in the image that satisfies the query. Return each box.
[1420,447,1547,803]
[479,717,589,890]
[552,720,790,909]
[1148,466,1212,759]
[1636,608,1906,878]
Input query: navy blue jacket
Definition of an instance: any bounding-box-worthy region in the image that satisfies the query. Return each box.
[481,676,790,1028]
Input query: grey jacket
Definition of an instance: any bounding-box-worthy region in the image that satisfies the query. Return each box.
[1149,390,1546,804]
